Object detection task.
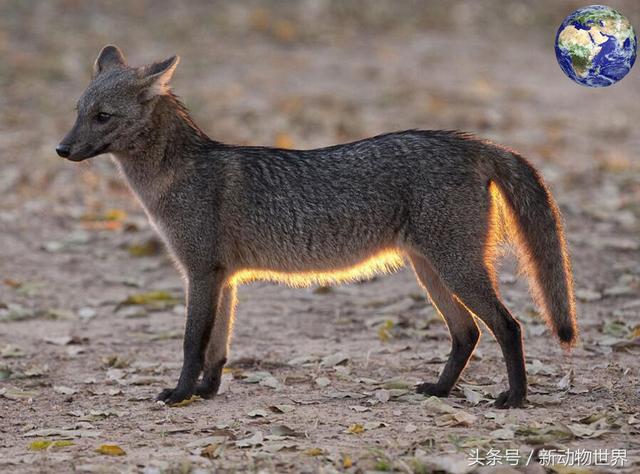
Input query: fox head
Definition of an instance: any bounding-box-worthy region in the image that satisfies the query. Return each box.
[56,45,179,161]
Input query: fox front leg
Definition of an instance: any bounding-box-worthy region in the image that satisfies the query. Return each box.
[157,271,224,405]
[195,284,236,399]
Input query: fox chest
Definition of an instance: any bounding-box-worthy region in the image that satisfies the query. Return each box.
[144,199,221,273]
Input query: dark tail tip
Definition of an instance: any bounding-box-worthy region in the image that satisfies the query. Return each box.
[557,324,577,347]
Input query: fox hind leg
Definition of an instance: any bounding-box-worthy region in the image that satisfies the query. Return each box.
[436,268,527,409]
[195,284,237,399]
[409,253,480,397]
[406,184,526,408]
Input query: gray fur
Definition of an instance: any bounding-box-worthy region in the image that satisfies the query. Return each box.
[58,46,577,408]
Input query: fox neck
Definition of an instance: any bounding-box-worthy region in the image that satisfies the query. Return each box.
[111,93,211,209]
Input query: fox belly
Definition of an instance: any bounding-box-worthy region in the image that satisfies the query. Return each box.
[228,247,406,287]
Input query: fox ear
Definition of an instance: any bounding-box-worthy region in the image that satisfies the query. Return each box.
[93,45,126,77]
[139,55,180,101]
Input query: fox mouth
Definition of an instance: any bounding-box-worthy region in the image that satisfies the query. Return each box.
[92,143,111,156]
[66,143,111,162]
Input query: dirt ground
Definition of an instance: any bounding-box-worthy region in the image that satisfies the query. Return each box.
[1,1,639,473]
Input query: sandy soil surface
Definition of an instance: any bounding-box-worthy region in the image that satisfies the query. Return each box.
[1,2,639,473]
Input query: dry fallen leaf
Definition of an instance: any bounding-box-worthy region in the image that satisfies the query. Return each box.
[326,390,365,399]
[320,352,349,367]
[102,355,130,369]
[363,421,387,430]
[405,423,417,433]
[423,396,477,426]
[200,443,223,459]
[185,436,228,449]
[81,209,127,231]
[168,395,201,408]
[0,364,11,380]
[527,359,557,376]
[1,344,26,358]
[53,386,78,396]
[260,375,281,389]
[551,466,593,474]
[489,427,515,440]
[270,424,302,437]
[247,408,268,418]
[462,386,484,405]
[562,418,611,439]
[269,404,295,414]
[127,237,161,257]
[24,428,100,439]
[575,289,602,302]
[557,370,573,390]
[262,441,299,453]
[416,453,475,474]
[29,440,74,451]
[241,371,272,383]
[436,411,477,427]
[378,319,394,342]
[1,386,39,401]
[346,423,365,434]
[516,424,573,443]
[235,431,264,448]
[382,380,411,390]
[287,355,318,366]
[422,396,456,414]
[43,336,74,346]
[528,393,567,406]
[0,303,35,321]
[95,444,126,456]
[375,389,390,403]
[304,447,324,456]
[116,291,179,311]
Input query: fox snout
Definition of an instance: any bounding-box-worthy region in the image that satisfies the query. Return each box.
[56,124,109,162]
[55,141,101,162]
[55,138,92,162]
[56,124,87,162]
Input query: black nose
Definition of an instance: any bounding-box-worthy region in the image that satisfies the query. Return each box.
[56,144,71,158]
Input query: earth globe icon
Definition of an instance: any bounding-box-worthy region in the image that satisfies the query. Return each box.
[555,5,637,87]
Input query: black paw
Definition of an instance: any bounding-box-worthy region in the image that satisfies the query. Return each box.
[156,386,193,405]
[416,382,450,397]
[195,359,225,399]
[494,390,526,409]
[194,378,221,399]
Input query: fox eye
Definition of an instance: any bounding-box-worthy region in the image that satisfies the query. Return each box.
[95,112,112,124]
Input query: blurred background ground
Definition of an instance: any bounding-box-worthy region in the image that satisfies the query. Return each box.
[0,1,639,473]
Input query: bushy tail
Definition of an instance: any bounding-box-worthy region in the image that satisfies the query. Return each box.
[489,151,577,347]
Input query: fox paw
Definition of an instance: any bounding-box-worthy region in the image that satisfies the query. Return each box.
[194,379,221,399]
[195,360,225,399]
[156,387,193,405]
[416,382,449,397]
[494,390,526,409]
